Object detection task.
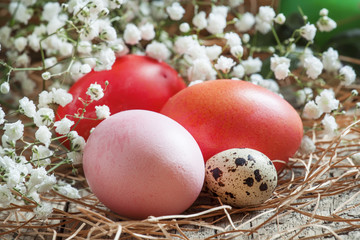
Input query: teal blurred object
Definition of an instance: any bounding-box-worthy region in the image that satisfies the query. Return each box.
[279,0,360,48]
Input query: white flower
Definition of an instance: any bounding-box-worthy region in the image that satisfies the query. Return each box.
[95,105,111,119]
[71,135,86,152]
[14,37,27,52]
[54,117,74,135]
[320,8,329,16]
[140,23,155,41]
[59,41,73,57]
[70,61,85,81]
[0,106,5,125]
[15,53,30,67]
[42,2,61,21]
[298,135,316,155]
[224,32,242,47]
[6,168,22,188]
[230,45,244,58]
[275,13,286,24]
[321,114,338,136]
[123,23,142,45]
[179,23,190,32]
[77,41,92,55]
[28,33,41,52]
[4,120,24,141]
[2,134,14,148]
[304,56,323,79]
[9,2,33,24]
[0,82,10,94]
[32,145,53,166]
[34,108,55,127]
[94,46,115,71]
[270,55,290,80]
[52,88,73,107]
[41,71,51,81]
[80,22,100,41]
[206,13,227,34]
[303,100,323,119]
[35,126,52,147]
[187,58,217,82]
[100,26,117,41]
[322,47,341,72]
[211,5,228,17]
[80,63,92,74]
[57,184,81,198]
[300,23,317,41]
[19,97,36,118]
[270,55,290,71]
[317,16,337,32]
[205,45,222,60]
[242,33,250,43]
[111,38,128,57]
[274,63,290,80]
[47,15,67,35]
[241,57,262,75]
[145,41,171,61]
[44,57,57,70]
[34,202,53,220]
[214,56,236,73]
[166,2,185,21]
[235,12,255,32]
[339,65,356,86]
[0,26,12,49]
[315,89,339,113]
[0,184,14,206]
[86,83,104,101]
[192,11,207,30]
[255,6,275,34]
[67,151,83,165]
[232,64,245,79]
[295,87,313,105]
[28,167,56,192]
[174,35,198,55]
[38,90,54,108]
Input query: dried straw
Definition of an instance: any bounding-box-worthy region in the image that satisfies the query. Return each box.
[1,87,359,239]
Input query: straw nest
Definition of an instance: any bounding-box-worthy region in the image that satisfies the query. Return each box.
[1,1,360,239]
[0,71,359,240]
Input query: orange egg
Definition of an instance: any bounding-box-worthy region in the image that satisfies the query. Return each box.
[161,80,303,172]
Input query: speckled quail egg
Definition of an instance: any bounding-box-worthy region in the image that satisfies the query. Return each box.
[205,148,277,207]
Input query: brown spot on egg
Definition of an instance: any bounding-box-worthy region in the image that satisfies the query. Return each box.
[211,168,222,181]
[254,169,262,182]
[219,182,225,187]
[243,177,254,187]
[259,182,268,191]
[235,157,247,166]
[246,191,250,196]
[225,192,235,199]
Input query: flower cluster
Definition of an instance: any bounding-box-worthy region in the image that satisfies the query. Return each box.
[0,0,359,219]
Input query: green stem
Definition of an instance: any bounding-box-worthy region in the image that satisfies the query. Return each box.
[271,25,283,54]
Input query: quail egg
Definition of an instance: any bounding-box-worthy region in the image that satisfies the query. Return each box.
[205,148,277,207]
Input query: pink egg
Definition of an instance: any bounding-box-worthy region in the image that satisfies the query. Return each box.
[83,110,205,219]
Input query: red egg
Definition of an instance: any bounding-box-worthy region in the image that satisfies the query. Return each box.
[56,54,186,141]
[160,80,303,172]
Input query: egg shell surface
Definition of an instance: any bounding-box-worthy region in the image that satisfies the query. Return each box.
[160,80,303,172]
[83,110,205,219]
[205,148,277,207]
